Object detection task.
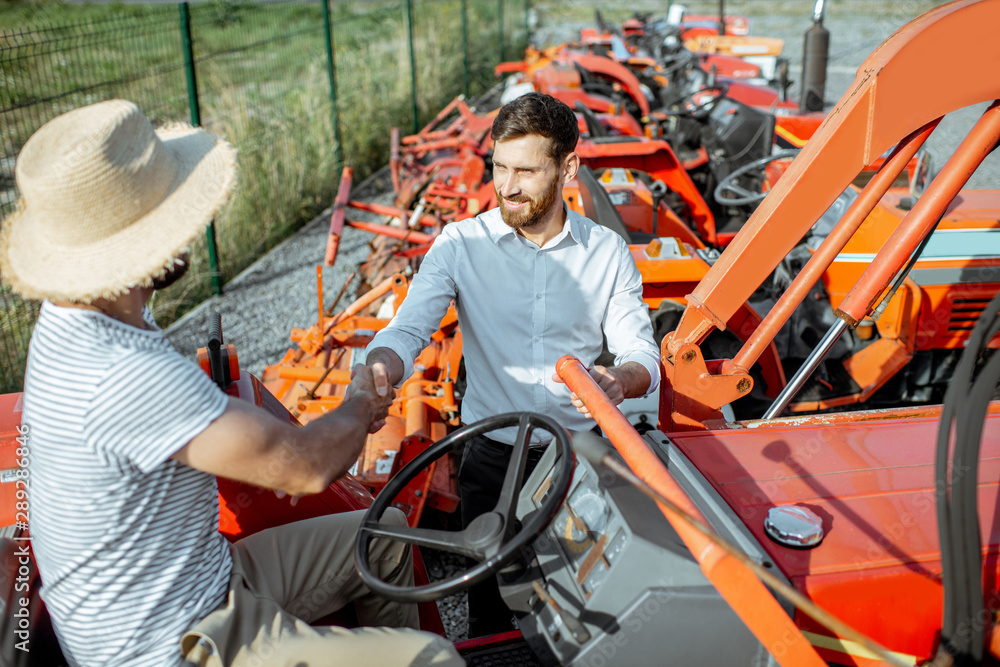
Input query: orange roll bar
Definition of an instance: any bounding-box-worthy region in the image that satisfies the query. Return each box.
[727,120,939,373]
[836,100,1000,324]
[555,355,826,667]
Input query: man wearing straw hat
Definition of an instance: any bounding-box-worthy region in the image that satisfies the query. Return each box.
[0,100,463,666]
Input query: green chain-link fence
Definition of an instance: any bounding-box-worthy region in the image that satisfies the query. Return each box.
[0,0,527,393]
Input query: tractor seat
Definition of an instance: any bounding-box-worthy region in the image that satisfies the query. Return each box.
[0,534,68,667]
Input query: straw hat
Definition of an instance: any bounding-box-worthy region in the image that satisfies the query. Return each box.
[0,99,237,303]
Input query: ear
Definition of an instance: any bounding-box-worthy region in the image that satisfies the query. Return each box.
[562,151,580,183]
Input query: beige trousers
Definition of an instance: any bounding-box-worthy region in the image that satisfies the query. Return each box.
[181,509,464,667]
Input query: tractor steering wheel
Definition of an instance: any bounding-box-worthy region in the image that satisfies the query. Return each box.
[713,149,801,206]
[354,412,576,603]
[663,83,729,119]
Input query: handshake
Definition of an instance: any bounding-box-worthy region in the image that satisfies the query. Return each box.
[345,361,396,433]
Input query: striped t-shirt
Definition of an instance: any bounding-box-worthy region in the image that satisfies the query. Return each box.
[22,301,231,666]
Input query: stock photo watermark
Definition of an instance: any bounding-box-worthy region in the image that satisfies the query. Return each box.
[9,423,32,654]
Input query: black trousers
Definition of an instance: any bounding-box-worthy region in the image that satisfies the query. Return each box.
[457,433,545,638]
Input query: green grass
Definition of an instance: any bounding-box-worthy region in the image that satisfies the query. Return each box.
[0,0,526,393]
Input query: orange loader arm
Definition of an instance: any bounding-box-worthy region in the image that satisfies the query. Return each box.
[663,0,1000,430]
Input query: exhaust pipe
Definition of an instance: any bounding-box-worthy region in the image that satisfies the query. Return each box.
[799,0,829,112]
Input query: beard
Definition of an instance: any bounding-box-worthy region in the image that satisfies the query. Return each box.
[497,173,560,230]
[152,252,191,291]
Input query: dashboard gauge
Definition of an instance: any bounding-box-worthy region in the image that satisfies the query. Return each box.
[562,513,591,552]
[569,490,610,537]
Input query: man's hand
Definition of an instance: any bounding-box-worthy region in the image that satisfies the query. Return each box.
[552,365,624,419]
[369,360,392,399]
[363,347,405,397]
[348,364,395,433]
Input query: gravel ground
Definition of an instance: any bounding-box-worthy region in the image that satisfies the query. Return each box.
[165,170,395,374]
[164,7,1000,643]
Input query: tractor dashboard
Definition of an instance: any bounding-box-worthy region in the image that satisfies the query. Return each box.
[500,432,788,666]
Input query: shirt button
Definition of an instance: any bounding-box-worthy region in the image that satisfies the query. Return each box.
[535,294,542,300]
[537,378,543,385]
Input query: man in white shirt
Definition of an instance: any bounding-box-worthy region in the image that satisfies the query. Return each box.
[365,92,660,636]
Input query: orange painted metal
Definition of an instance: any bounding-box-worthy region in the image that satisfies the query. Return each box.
[261,270,463,526]
[660,341,753,430]
[574,139,717,244]
[0,393,24,528]
[324,167,353,267]
[565,52,651,118]
[348,200,441,229]
[664,0,1000,430]
[671,408,1000,665]
[315,265,324,335]
[196,343,241,381]
[789,278,922,413]
[836,101,1000,325]
[555,355,827,667]
[727,120,939,374]
[669,0,1000,360]
[820,192,1000,352]
[683,35,783,58]
[345,219,435,245]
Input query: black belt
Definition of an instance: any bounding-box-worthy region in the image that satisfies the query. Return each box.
[465,430,549,451]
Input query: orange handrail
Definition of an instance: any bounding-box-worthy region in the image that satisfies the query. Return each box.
[555,355,827,667]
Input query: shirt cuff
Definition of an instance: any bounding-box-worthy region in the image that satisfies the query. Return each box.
[366,331,417,386]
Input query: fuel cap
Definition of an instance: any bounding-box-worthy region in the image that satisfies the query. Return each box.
[764,505,824,548]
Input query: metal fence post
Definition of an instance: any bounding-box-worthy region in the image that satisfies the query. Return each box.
[498,0,505,63]
[321,0,343,168]
[461,0,470,98]
[524,0,530,49]
[405,0,419,134]
[179,1,223,296]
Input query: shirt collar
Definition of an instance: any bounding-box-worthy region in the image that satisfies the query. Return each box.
[484,203,584,248]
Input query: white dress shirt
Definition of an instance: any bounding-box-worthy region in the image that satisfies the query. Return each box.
[368,205,661,443]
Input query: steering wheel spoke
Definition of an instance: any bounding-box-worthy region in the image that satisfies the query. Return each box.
[493,413,535,536]
[354,412,576,603]
[361,521,490,561]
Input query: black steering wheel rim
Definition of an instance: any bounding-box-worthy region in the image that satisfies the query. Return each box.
[713,149,801,206]
[354,412,576,603]
[663,83,729,118]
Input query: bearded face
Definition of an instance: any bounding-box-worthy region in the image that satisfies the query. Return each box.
[492,134,569,233]
[496,169,560,230]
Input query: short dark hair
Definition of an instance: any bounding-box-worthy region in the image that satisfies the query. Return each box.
[491,92,579,164]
